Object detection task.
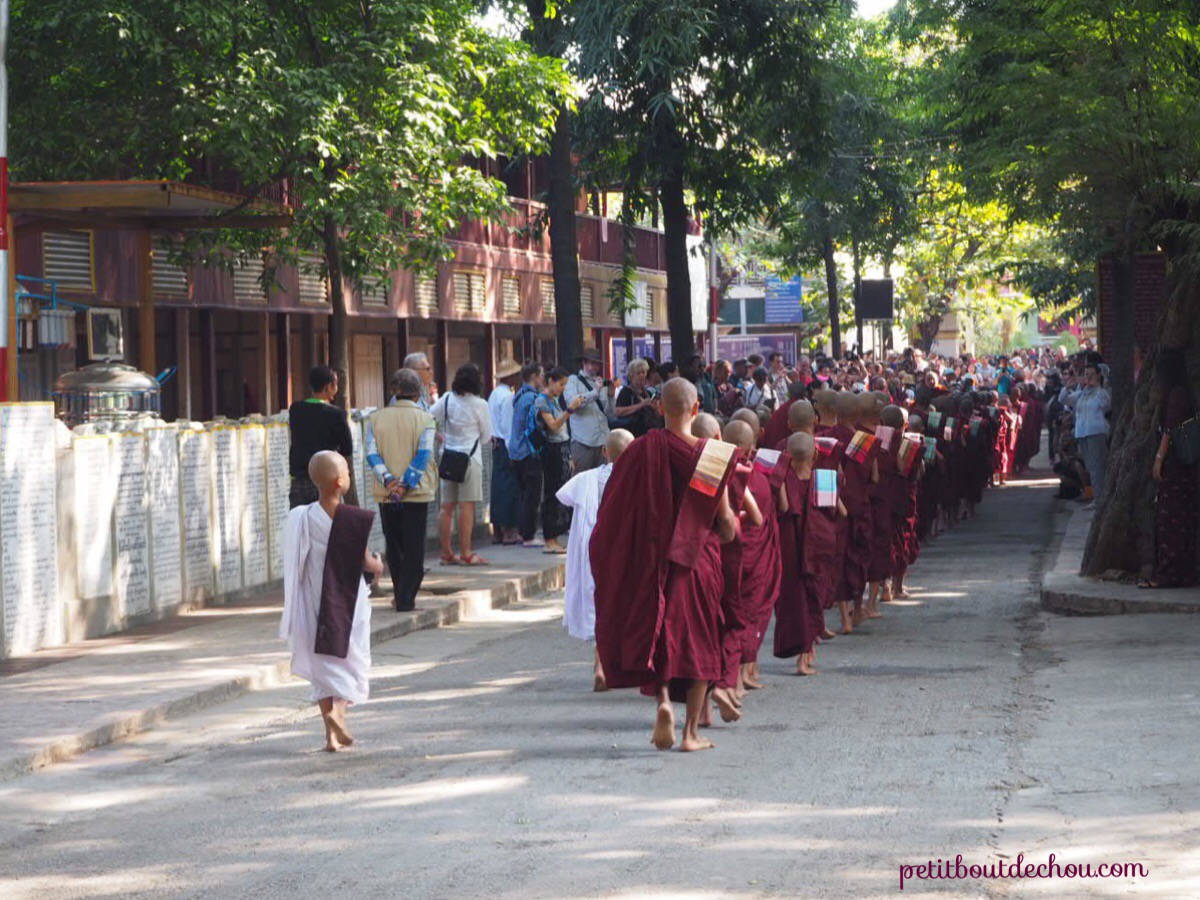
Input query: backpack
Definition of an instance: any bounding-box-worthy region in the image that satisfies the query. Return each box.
[525,393,549,455]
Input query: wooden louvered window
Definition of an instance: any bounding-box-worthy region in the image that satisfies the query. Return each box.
[540,277,556,319]
[360,278,390,307]
[233,256,266,305]
[297,253,328,305]
[580,284,595,322]
[501,276,521,318]
[42,231,95,292]
[151,247,188,300]
[646,288,656,326]
[452,271,486,315]
[414,275,438,315]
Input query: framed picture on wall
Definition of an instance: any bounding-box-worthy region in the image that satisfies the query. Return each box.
[87,308,124,361]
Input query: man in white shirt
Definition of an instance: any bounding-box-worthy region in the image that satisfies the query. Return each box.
[564,348,611,473]
[487,359,523,545]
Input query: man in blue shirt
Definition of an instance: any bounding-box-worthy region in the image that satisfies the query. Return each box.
[508,363,546,546]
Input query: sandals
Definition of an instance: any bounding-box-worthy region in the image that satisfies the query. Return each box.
[460,553,489,566]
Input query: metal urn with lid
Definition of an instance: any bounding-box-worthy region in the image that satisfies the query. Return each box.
[55,362,162,427]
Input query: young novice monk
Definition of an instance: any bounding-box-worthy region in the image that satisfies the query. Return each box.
[722,418,779,697]
[774,433,845,675]
[280,450,383,752]
[557,429,635,692]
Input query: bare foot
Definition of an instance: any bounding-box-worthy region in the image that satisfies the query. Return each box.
[651,702,676,750]
[711,687,742,723]
[328,701,355,747]
[743,674,765,690]
[822,628,837,640]
[680,735,716,752]
[699,699,713,728]
[592,671,608,692]
[796,661,815,676]
[321,714,342,752]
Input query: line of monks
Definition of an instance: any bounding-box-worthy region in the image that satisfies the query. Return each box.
[588,377,1024,752]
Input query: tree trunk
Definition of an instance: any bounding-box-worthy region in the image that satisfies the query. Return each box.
[1108,248,1137,419]
[322,214,348,409]
[1081,252,1200,576]
[547,102,583,368]
[852,237,863,353]
[822,230,841,358]
[660,160,694,362]
[526,1,581,369]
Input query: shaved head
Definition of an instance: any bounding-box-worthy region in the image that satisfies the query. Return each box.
[881,404,906,429]
[787,431,815,461]
[722,420,755,451]
[787,399,815,433]
[660,377,698,417]
[308,450,348,492]
[691,412,721,439]
[605,428,634,462]
[835,391,859,419]
[814,389,837,413]
[731,407,761,441]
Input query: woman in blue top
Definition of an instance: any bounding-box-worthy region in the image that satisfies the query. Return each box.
[536,367,584,553]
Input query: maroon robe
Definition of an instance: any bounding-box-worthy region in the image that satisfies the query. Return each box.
[867,442,898,583]
[591,429,737,692]
[739,465,782,663]
[774,468,837,659]
[761,399,795,451]
[831,423,875,604]
[717,466,751,689]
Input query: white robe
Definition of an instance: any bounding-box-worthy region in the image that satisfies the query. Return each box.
[279,503,372,704]
[555,463,612,641]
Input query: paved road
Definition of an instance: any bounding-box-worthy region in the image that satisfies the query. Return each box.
[1,469,1195,899]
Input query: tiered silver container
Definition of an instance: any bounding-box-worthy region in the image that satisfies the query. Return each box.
[55,362,161,427]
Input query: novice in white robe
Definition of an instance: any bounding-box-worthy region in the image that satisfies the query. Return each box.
[280,502,373,704]
[556,463,612,642]
[279,451,381,751]
[555,429,634,658]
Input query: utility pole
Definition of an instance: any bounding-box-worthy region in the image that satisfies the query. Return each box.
[0,0,10,401]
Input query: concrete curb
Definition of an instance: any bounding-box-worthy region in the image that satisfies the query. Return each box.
[1039,503,1200,616]
[1,561,565,784]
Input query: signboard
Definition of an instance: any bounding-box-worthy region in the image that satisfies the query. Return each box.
[147,426,183,611]
[265,423,290,581]
[0,403,61,656]
[179,429,213,604]
[74,435,115,602]
[113,433,151,618]
[764,275,804,324]
[611,333,798,378]
[239,426,269,588]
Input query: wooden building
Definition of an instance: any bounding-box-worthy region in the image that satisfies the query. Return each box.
[10,173,679,420]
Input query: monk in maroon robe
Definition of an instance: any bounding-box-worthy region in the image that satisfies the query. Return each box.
[761,381,807,450]
[723,419,781,693]
[837,392,879,628]
[867,405,907,614]
[591,378,739,752]
[774,434,844,674]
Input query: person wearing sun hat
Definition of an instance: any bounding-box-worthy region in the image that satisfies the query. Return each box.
[487,358,524,544]
[564,347,611,473]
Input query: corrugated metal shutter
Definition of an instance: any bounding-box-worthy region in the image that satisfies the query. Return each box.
[360,278,390,306]
[42,231,94,292]
[233,257,266,305]
[541,277,555,319]
[452,271,486,315]
[415,275,438,315]
[502,277,521,318]
[297,253,328,305]
[580,284,595,322]
[152,248,189,300]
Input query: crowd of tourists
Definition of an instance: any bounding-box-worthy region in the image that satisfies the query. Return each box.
[280,338,1198,751]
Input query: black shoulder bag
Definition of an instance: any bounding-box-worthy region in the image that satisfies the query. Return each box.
[437,394,479,483]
